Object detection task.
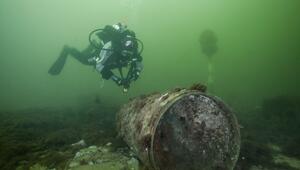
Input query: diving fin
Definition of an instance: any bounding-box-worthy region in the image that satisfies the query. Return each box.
[48,50,68,75]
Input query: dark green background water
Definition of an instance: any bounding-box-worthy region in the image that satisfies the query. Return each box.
[0,0,299,111]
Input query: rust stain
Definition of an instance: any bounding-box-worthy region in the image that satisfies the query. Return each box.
[117,89,240,170]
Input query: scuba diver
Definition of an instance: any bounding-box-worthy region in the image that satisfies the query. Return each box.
[48,23,143,92]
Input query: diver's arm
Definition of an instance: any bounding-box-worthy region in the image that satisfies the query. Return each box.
[132,59,143,81]
[100,68,129,91]
[131,51,143,80]
[99,62,126,86]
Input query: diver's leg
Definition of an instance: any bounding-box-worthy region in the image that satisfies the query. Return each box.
[48,45,94,75]
[67,46,94,65]
[48,45,70,75]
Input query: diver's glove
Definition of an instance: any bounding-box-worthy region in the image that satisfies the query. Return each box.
[121,79,130,93]
[122,79,130,88]
[111,75,123,86]
[111,76,130,92]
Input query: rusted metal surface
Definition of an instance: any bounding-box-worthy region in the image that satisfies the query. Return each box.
[117,87,240,170]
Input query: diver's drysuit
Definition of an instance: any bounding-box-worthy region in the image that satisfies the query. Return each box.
[48,23,143,91]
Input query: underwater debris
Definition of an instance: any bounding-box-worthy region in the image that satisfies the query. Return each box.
[67,144,139,170]
[274,154,300,169]
[189,83,207,92]
[117,86,240,170]
[44,128,81,148]
[0,101,120,170]
[234,95,300,170]
[260,96,300,157]
[235,139,273,170]
[28,164,48,170]
[71,139,87,147]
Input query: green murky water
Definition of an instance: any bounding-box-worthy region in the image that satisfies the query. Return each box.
[0,0,299,169]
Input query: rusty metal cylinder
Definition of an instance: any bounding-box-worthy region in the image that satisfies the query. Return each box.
[117,88,240,170]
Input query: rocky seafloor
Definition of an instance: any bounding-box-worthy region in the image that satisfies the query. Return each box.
[0,95,299,170]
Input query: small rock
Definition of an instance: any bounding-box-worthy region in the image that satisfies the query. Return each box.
[101,147,109,153]
[88,145,97,150]
[71,139,86,147]
[127,157,139,170]
[96,159,103,164]
[69,161,80,168]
